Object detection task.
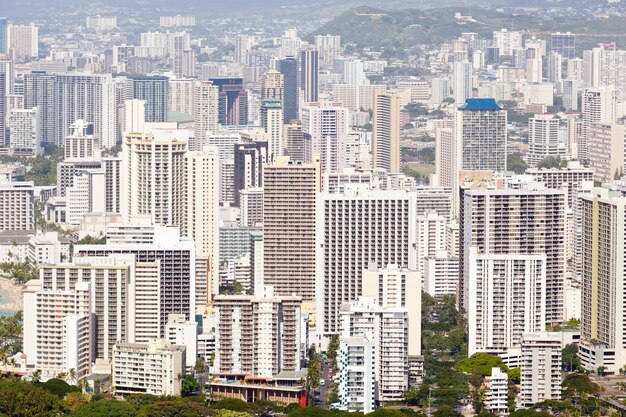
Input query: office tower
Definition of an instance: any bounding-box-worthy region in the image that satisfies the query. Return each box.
[213,287,302,377]
[340,297,409,405]
[581,86,617,162]
[493,29,522,56]
[240,188,263,227]
[460,178,566,324]
[260,99,284,160]
[343,59,365,85]
[53,74,117,148]
[519,332,562,408]
[125,75,168,123]
[123,99,145,134]
[485,367,509,416]
[527,114,563,165]
[102,155,122,214]
[278,57,298,123]
[456,98,507,172]
[416,211,447,273]
[186,146,220,303]
[9,107,41,155]
[261,69,284,104]
[209,78,248,126]
[284,120,304,162]
[0,18,6,54]
[467,248,547,356]
[423,251,459,298]
[453,60,472,105]
[6,24,38,61]
[300,48,319,104]
[23,72,55,144]
[66,169,105,225]
[547,52,562,83]
[579,189,626,373]
[431,78,450,104]
[551,32,575,59]
[64,120,97,160]
[85,15,117,30]
[76,227,196,338]
[435,123,455,188]
[567,58,584,82]
[168,78,194,116]
[525,44,543,83]
[301,101,349,173]
[339,335,376,414]
[193,81,219,151]
[33,255,134,362]
[121,131,188,233]
[0,72,4,147]
[316,188,417,335]
[588,123,626,181]
[22,280,93,379]
[372,92,401,173]
[57,160,101,197]
[315,34,341,65]
[526,161,594,208]
[166,314,197,370]
[234,141,268,206]
[562,79,580,111]
[0,182,34,231]
[219,159,235,205]
[0,56,13,95]
[362,264,421,357]
[263,157,321,303]
[235,34,254,64]
[160,15,196,27]
[113,339,185,396]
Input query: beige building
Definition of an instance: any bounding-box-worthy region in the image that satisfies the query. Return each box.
[0,181,35,231]
[372,92,401,173]
[263,156,321,305]
[193,81,219,151]
[7,24,38,61]
[261,69,284,104]
[64,120,98,160]
[588,123,625,181]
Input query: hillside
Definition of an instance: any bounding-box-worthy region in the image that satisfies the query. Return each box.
[308,6,626,51]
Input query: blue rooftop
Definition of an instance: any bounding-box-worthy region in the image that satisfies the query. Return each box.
[460,98,502,111]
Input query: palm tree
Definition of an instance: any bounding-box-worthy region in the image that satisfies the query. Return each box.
[56,371,68,380]
[68,368,77,385]
[31,369,42,383]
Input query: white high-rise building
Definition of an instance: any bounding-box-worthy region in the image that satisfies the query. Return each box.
[486,367,509,416]
[66,169,105,226]
[8,107,41,155]
[519,332,562,408]
[581,86,617,162]
[493,29,523,56]
[315,34,341,65]
[193,81,219,151]
[261,98,284,160]
[301,101,349,173]
[64,120,98,160]
[168,78,195,116]
[339,334,376,414]
[0,181,34,231]
[588,123,626,181]
[431,78,450,104]
[416,211,447,273]
[547,51,562,83]
[467,248,547,356]
[165,314,198,370]
[343,59,365,85]
[372,92,401,174]
[453,60,472,105]
[527,114,563,165]
[123,99,146,135]
[7,24,38,61]
[316,187,417,335]
[423,251,459,298]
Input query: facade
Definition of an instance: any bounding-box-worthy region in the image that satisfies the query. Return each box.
[8,107,41,155]
[467,249,547,356]
[456,98,507,173]
[234,141,268,207]
[125,75,168,123]
[301,101,349,173]
[240,187,264,227]
[372,92,400,174]
[300,48,319,104]
[261,69,284,104]
[278,57,298,123]
[527,114,564,165]
[416,211,447,273]
[581,87,617,162]
[212,287,302,378]
[526,161,594,207]
[485,367,509,416]
[263,157,321,303]
[315,34,341,65]
[261,99,284,160]
[339,335,376,414]
[113,339,185,396]
[316,188,417,335]
[519,332,562,408]
[64,120,97,160]
[551,32,575,59]
[0,181,34,231]
[123,99,145,135]
[165,314,198,370]
[209,78,248,126]
[588,123,625,181]
[193,81,219,151]
[7,24,38,60]
[493,29,523,56]
[423,251,459,298]
[453,60,472,105]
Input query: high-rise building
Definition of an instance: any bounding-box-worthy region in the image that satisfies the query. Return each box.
[588,123,626,182]
[212,287,303,378]
[7,24,38,61]
[453,61,472,105]
[581,87,617,162]
[260,98,284,160]
[121,130,188,233]
[123,99,146,134]
[547,51,562,83]
[339,335,376,414]
[300,48,319,104]
[0,181,34,231]
[579,189,626,374]
[316,188,417,335]
[0,18,7,54]
[551,32,575,59]
[186,146,220,303]
[467,248,547,356]
[493,29,522,56]
[485,367,509,416]
[23,71,55,144]
[209,78,248,126]
[193,81,219,151]
[240,187,264,227]
[456,98,507,172]
[372,92,401,174]
[261,69,284,104]
[459,177,566,324]
[102,155,122,214]
[263,157,321,303]
[8,107,41,155]
[527,114,563,165]
[168,78,194,116]
[0,72,4,147]
[431,78,450,104]
[519,332,562,408]
[235,34,255,65]
[234,141,268,207]
[283,120,304,162]
[416,211,447,273]
[525,43,543,84]
[64,120,97,160]
[278,57,298,123]
[423,251,459,298]
[314,34,341,65]
[125,75,168,123]
[301,101,349,173]
[85,15,117,30]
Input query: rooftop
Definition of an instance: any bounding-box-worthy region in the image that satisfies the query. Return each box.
[460,98,502,111]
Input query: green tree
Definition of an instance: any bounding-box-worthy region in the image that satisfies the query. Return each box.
[209,398,251,412]
[433,405,462,417]
[138,400,211,417]
[457,353,507,377]
[181,374,199,397]
[562,343,580,372]
[217,410,251,417]
[368,410,408,417]
[562,373,601,398]
[71,399,138,417]
[64,391,89,412]
[327,334,340,364]
[507,367,521,384]
[287,406,335,417]
[306,345,321,389]
[0,378,61,417]
[507,153,528,174]
[537,156,565,169]
[126,394,161,411]
[284,403,301,414]
[40,378,79,398]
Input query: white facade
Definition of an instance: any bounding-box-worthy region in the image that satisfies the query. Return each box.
[416,211,447,273]
[166,314,198,370]
[8,107,41,155]
[519,332,562,408]
[7,24,38,60]
[0,182,35,231]
[301,102,349,174]
[28,232,71,265]
[423,251,459,298]
[339,335,376,414]
[528,114,564,165]
[193,82,219,152]
[261,99,284,160]
[493,29,522,56]
[123,99,146,135]
[486,367,509,416]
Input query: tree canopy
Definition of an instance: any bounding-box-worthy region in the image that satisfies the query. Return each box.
[456,353,507,377]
